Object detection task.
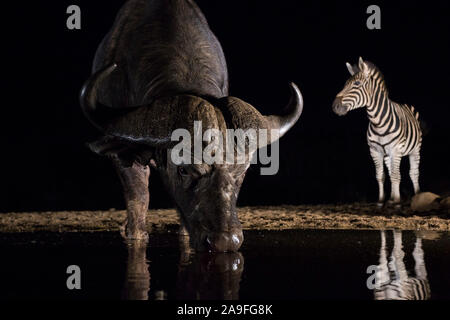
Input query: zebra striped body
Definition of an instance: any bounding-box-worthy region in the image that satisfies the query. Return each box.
[367,102,421,157]
[374,230,431,300]
[333,57,422,205]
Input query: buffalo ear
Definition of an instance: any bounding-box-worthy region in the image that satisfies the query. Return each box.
[358,57,370,76]
[346,62,355,76]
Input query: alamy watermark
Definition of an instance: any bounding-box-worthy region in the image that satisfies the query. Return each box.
[367,5,381,30]
[66,5,81,30]
[170,121,280,176]
[66,265,81,290]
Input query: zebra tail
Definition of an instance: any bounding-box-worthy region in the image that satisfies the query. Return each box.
[411,106,429,137]
[420,118,430,136]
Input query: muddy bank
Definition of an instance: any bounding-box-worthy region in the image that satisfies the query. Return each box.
[0,203,448,233]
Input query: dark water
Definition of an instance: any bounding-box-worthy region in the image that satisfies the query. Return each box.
[0,230,449,300]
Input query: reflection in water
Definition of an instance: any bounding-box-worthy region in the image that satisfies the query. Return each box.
[121,230,436,300]
[122,240,150,300]
[374,230,431,300]
[176,233,244,300]
[121,237,244,300]
[176,252,244,300]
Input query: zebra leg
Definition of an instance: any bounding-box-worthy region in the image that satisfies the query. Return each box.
[409,150,421,195]
[114,158,150,241]
[412,235,431,299]
[412,237,427,279]
[384,156,391,177]
[388,154,402,205]
[374,230,390,300]
[376,230,389,288]
[391,230,408,282]
[370,149,385,206]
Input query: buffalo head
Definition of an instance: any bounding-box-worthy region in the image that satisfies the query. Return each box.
[80,64,303,252]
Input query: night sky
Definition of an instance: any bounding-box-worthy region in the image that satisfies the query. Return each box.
[2,0,449,212]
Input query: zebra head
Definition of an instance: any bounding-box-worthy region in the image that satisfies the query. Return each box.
[333,57,384,116]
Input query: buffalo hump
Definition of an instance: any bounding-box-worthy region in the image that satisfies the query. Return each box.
[93,0,229,108]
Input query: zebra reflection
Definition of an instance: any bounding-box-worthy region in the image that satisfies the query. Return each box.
[374,230,430,300]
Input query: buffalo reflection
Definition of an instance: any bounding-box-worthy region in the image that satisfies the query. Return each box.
[122,240,150,300]
[176,252,244,300]
[121,238,244,300]
[373,230,432,300]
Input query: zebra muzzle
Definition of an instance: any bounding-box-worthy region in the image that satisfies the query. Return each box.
[332,97,348,116]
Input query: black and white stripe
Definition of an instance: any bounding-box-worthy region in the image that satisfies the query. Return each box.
[374,230,431,300]
[333,57,422,205]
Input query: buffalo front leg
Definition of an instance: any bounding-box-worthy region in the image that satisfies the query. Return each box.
[178,221,191,265]
[114,159,150,241]
[370,148,385,206]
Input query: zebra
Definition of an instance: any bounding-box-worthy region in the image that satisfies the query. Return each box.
[373,230,431,300]
[332,57,422,206]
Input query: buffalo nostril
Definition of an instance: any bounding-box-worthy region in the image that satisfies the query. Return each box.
[231,232,243,249]
[232,257,241,271]
[231,234,240,246]
[202,231,243,252]
[204,235,217,252]
[205,236,213,251]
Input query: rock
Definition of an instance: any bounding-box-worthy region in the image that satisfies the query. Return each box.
[411,192,441,212]
[415,230,442,241]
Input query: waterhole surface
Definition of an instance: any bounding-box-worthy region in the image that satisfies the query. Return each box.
[0,230,449,300]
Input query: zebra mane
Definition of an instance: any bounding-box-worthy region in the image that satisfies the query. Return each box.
[352,60,389,94]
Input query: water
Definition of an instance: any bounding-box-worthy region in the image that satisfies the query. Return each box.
[0,229,449,300]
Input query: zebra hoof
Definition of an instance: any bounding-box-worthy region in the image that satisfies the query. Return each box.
[388,200,402,208]
[376,202,384,208]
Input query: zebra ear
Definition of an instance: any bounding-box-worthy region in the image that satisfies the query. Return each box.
[358,57,370,76]
[346,62,355,76]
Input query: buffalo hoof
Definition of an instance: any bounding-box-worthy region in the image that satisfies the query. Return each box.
[179,224,189,237]
[120,219,149,241]
[178,224,192,263]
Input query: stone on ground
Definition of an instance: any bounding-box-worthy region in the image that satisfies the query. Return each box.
[411,192,441,212]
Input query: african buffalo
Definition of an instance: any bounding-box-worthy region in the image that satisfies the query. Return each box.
[80,0,303,252]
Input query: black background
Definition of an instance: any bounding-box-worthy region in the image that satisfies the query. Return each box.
[2,0,449,212]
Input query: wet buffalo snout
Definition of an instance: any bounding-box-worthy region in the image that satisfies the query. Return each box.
[332,97,348,116]
[205,230,244,252]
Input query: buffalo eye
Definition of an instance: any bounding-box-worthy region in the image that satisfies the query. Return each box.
[178,166,188,176]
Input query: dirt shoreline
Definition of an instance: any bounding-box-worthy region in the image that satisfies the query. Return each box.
[0,204,448,233]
